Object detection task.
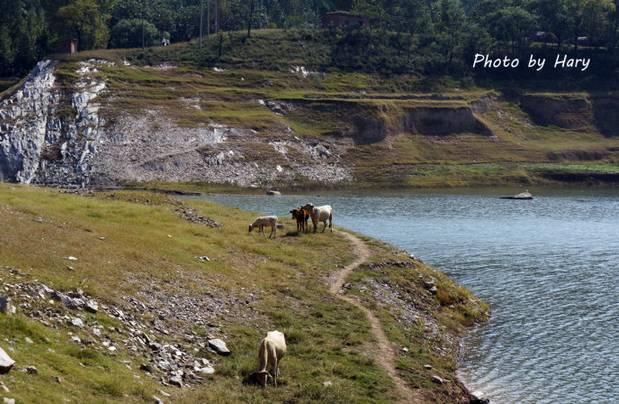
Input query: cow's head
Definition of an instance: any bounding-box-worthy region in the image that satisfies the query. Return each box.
[248,224,254,233]
[256,370,270,388]
[290,208,299,219]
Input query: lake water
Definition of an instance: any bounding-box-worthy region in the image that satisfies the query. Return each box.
[194,188,619,403]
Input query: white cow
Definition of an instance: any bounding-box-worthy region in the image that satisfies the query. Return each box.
[248,216,278,239]
[303,204,333,233]
[256,330,287,387]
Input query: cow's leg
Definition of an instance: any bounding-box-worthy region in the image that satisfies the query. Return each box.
[269,225,275,239]
[329,213,333,232]
[322,220,327,233]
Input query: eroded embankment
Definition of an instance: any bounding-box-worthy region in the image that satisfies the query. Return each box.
[521,94,619,136]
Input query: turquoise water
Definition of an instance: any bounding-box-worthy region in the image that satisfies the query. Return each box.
[191,189,619,403]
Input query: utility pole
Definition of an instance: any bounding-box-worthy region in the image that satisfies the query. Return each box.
[215,0,219,33]
[207,0,211,36]
[200,0,204,47]
[247,0,255,38]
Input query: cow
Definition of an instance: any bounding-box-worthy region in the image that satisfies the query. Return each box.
[256,330,287,388]
[290,207,310,233]
[248,216,278,239]
[302,204,333,233]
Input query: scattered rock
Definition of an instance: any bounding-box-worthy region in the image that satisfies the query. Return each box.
[152,396,164,404]
[196,366,215,375]
[26,365,38,375]
[84,300,98,313]
[71,336,82,344]
[429,285,438,295]
[3,398,15,404]
[0,381,9,392]
[424,364,433,370]
[70,317,84,328]
[368,260,414,270]
[431,375,444,384]
[208,339,230,356]
[55,376,63,384]
[0,297,15,315]
[174,206,219,228]
[25,337,33,344]
[323,380,333,387]
[65,256,78,261]
[169,371,183,387]
[196,256,210,263]
[401,347,409,353]
[0,347,15,374]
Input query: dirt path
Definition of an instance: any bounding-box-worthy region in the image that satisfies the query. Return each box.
[332,230,421,403]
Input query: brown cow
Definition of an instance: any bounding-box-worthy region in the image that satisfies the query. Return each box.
[290,207,310,233]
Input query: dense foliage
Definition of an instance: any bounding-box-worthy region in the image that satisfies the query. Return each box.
[1,0,618,77]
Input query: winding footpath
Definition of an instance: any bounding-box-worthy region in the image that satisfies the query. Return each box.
[331,230,421,403]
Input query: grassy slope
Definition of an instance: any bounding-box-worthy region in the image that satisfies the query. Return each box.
[0,184,486,402]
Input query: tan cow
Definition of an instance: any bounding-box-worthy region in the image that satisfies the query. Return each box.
[302,204,333,233]
[248,216,278,239]
[256,330,287,387]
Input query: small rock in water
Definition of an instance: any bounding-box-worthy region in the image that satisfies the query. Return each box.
[208,339,230,356]
[26,365,38,375]
[265,190,281,196]
[470,390,489,404]
[431,375,444,384]
[0,347,15,374]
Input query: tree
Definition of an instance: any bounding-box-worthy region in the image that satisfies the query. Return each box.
[57,0,110,51]
[487,6,536,54]
[110,18,158,48]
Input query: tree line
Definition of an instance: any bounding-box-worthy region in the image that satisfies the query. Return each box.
[1,0,618,77]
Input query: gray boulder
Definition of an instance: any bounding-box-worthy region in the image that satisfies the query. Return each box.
[0,297,15,315]
[208,339,230,356]
[0,348,15,374]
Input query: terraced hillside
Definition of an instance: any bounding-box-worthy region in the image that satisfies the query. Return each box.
[1,30,618,189]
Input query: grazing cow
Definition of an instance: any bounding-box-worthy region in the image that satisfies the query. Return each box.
[248,216,278,239]
[290,208,310,233]
[302,204,333,233]
[256,330,287,388]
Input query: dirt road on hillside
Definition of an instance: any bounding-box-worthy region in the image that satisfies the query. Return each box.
[331,230,421,403]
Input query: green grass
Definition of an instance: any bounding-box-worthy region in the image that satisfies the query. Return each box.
[0,184,488,402]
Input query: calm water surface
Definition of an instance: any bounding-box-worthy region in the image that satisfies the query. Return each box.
[195,188,619,403]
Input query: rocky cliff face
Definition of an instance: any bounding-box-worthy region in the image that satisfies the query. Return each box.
[0,60,352,188]
[0,59,107,186]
